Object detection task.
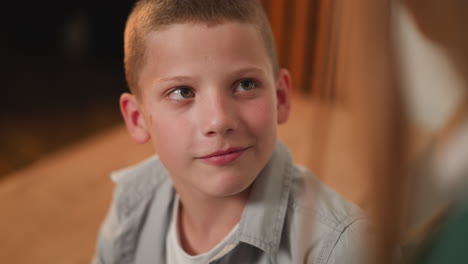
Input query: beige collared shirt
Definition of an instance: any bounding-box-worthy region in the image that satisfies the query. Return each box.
[93,141,368,264]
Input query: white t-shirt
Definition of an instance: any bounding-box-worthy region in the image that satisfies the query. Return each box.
[165,196,239,264]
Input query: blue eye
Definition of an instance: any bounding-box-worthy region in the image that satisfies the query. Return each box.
[168,87,195,100]
[235,79,256,92]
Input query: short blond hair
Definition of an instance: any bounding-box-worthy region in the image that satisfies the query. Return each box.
[124,0,279,95]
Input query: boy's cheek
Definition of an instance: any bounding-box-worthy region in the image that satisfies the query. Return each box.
[245,99,278,133]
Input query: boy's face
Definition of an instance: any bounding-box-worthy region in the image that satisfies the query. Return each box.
[121,22,291,199]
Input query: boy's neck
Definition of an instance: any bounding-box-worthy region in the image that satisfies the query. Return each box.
[176,186,251,255]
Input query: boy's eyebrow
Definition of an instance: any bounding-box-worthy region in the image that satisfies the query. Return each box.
[156,76,193,84]
[156,66,268,84]
[231,66,267,77]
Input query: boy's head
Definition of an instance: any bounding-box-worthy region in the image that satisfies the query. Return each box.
[120,0,291,200]
[124,0,279,95]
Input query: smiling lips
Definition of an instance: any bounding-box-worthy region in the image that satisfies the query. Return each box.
[197,147,250,165]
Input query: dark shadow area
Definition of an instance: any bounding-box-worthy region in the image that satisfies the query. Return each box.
[1,1,135,176]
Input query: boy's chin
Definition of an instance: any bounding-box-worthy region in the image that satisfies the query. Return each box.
[200,174,256,199]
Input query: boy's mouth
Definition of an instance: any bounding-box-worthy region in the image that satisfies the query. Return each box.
[196,147,250,165]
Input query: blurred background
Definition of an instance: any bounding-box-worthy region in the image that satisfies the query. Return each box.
[1,0,467,263]
[1,1,134,176]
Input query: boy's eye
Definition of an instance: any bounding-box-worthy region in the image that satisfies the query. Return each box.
[168,87,195,100]
[235,79,256,92]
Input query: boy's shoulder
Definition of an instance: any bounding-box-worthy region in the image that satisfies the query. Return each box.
[109,155,172,219]
[286,165,368,262]
[235,141,368,263]
[289,165,366,231]
[93,155,173,264]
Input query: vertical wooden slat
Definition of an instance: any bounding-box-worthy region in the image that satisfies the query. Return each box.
[279,0,295,70]
[266,0,287,67]
[289,0,309,92]
[310,0,332,98]
[324,0,343,102]
[302,0,320,94]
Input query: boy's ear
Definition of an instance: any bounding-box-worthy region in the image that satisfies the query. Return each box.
[276,68,292,124]
[120,93,151,144]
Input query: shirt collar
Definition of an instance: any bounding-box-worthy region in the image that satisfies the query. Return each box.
[237,140,293,254]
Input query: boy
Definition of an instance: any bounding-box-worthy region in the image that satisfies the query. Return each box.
[93,0,367,263]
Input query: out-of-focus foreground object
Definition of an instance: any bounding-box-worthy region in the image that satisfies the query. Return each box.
[394,0,468,263]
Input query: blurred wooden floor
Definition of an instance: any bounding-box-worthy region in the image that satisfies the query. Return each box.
[0,94,433,264]
[0,125,148,264]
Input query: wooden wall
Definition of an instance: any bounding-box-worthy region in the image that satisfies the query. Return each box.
[262,0,317,94]
[261,0,339,99]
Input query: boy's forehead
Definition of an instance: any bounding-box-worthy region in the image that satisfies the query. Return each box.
[140,22,274,78]
[145,21,262,47]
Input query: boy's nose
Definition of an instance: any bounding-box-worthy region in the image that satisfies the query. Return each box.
[201,96,238,137]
